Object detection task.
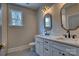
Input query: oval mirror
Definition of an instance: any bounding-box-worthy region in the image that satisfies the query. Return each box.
[44,13,52,31]
[60,3,79,31]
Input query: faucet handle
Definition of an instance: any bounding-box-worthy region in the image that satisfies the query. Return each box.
[63,34,67,38]
[72,34,77,39]
[0,44,3,49]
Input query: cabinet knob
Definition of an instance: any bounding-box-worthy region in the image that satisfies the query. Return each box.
[45,48,48,51]
[59,52,61,54]
[59,52,65,56]
[45,41,48,43]
[62,53,65,56]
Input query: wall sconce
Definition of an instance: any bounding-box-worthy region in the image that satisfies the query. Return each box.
[41,6,50,13]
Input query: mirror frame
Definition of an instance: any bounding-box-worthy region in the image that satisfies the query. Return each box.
[60,3,79,31]
[44,13,52,31]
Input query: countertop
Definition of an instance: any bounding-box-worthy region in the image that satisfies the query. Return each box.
[35,35,79,47]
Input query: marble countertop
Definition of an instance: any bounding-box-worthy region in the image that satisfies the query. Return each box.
[35,35,79,47]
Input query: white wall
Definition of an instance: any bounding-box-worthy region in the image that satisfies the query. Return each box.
[37,3,79,38]
[37,4,66,36]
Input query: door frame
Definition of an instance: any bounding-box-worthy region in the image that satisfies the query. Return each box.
[0,3,8,56]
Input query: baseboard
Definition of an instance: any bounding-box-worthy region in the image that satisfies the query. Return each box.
[8,44,30,53]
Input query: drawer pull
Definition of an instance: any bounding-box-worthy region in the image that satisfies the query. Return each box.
[45,41,48,43]
[59,52,65,56]
[45,48,48,51]
[59,52,61,54]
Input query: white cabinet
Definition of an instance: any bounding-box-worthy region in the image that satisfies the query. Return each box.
[43,39,52,56]
[35,36,78,56]
[52,47,61,56]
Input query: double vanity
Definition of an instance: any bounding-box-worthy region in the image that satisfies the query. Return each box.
[35,35,79,56]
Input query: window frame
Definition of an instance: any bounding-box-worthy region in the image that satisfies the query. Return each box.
[9,8,24,27]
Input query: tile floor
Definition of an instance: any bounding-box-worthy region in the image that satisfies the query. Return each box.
[7,49,39,56]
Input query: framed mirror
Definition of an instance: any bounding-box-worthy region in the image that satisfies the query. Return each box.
[44,13,52,31]
[60,3,79,31]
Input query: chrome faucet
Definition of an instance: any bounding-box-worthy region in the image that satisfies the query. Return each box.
[45,30,50,35]
[67,30,71,38]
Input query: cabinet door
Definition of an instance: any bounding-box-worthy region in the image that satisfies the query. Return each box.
[43,45,52,56]
[35,38,44,56]
[35,41,40,55]
[35,37,44,43]
[39,43,43,56]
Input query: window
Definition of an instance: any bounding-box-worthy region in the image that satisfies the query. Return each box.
[9,9,23,26]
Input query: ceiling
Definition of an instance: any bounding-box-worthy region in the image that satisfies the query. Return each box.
[16,3,53,10]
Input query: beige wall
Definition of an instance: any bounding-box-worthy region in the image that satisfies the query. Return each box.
[7,4,38,48]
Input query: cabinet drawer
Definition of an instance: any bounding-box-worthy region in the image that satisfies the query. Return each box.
[35,42,43,56]
[52,47,72,56]
[44,39,52,46]
[51,41,77,55]
[60,44,77,55]
[35,37,44,43]
[51,41,66,51]
[51,41,65,47]
[52,40,77,50]
[65,48,77,55]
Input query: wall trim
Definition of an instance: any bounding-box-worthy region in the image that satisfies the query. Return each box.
[8,44,30,53]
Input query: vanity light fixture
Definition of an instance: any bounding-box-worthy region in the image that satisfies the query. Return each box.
[41,6,50,13]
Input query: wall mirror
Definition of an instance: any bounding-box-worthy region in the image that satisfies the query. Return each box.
[60,3,79,31]
[44,13,52,31]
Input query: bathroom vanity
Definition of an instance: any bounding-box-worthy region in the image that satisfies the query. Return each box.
[35,35,79,56]
[35,3,79,56]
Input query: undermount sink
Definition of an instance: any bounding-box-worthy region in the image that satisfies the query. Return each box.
[57,37,64,40]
